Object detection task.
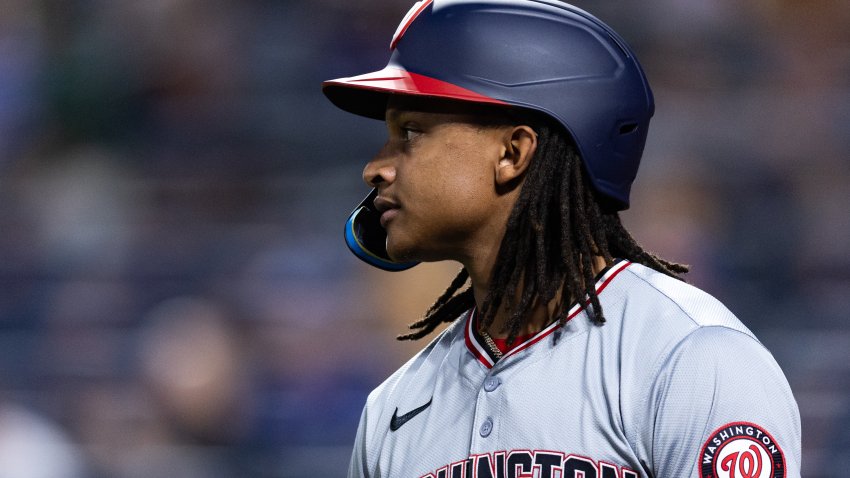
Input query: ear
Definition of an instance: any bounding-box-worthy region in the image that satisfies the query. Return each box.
[495,125,537,187]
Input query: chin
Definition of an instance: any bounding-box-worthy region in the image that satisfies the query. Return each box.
[385,232,425,263]
[385,242,417,264]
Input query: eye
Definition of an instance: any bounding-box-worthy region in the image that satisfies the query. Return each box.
[400,124,422,142]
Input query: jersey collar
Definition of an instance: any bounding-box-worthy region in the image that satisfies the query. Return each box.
[464,260,632,369]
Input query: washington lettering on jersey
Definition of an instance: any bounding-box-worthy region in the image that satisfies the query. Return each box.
[419,450,639,478]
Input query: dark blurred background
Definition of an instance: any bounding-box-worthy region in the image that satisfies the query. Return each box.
[0,1,848,477]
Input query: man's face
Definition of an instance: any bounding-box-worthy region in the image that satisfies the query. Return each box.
[362,97,518,264]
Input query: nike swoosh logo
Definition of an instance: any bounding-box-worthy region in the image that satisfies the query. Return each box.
[389,397,432,431]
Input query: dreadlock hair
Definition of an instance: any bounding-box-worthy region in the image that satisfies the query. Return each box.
[398,112,689,344]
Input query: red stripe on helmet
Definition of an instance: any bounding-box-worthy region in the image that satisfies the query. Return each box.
[324,66,507,106]
[390,0,434,50]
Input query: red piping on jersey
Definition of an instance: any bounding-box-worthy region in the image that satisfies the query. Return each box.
[465,313,495,368]
[464,260,632,369]
[323,67,509,107]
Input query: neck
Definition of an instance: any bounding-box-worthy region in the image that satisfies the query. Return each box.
[467,255,608,339]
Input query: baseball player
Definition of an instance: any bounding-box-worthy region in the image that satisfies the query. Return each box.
[322,1,802,477]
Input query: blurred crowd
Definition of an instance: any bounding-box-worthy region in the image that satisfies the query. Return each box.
[0,0,848,477]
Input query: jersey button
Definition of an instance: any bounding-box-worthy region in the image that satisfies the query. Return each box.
[483,376,501,392]
[479,417,493,437]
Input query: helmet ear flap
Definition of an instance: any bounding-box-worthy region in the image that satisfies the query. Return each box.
[344,189,419,271]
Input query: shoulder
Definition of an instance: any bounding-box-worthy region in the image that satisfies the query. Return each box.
[609,262,775,391]
[620,262,754,333]
[361,312,467,422]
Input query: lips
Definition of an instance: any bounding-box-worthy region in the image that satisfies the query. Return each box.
[373,195,400,228]
[379,208,399,228]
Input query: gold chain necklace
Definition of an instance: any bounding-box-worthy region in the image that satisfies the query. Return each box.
[479,329,504,360]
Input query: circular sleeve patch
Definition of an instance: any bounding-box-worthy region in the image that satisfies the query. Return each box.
[699,422,785,478]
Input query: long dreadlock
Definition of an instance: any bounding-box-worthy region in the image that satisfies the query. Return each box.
[398,114,688,344]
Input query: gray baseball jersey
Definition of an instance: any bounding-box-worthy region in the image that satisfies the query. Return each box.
[349,260,801,478]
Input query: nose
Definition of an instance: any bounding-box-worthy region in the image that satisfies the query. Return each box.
[362,146,396,188]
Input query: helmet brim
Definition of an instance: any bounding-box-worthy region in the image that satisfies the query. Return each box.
[322,66,507,121]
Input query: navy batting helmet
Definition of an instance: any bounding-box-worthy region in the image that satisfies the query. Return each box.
[325,0,654,271]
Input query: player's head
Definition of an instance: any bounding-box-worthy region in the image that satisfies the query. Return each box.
[323,0,687,340]
[325,0,655,272]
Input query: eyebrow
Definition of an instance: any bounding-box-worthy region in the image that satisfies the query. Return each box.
[385,109,402,123]
[386,108,423,124]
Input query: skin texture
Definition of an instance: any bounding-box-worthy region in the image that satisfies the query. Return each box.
[363,96,545,338]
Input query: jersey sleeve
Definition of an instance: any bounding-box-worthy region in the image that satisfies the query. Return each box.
[646,326,801,478]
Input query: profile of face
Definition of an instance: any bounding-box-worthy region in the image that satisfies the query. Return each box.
[362,96,536,266]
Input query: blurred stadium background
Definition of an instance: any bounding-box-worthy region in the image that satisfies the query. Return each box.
[0,0,848,477]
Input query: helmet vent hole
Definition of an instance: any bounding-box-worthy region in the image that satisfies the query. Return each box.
[619,122,638,135]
